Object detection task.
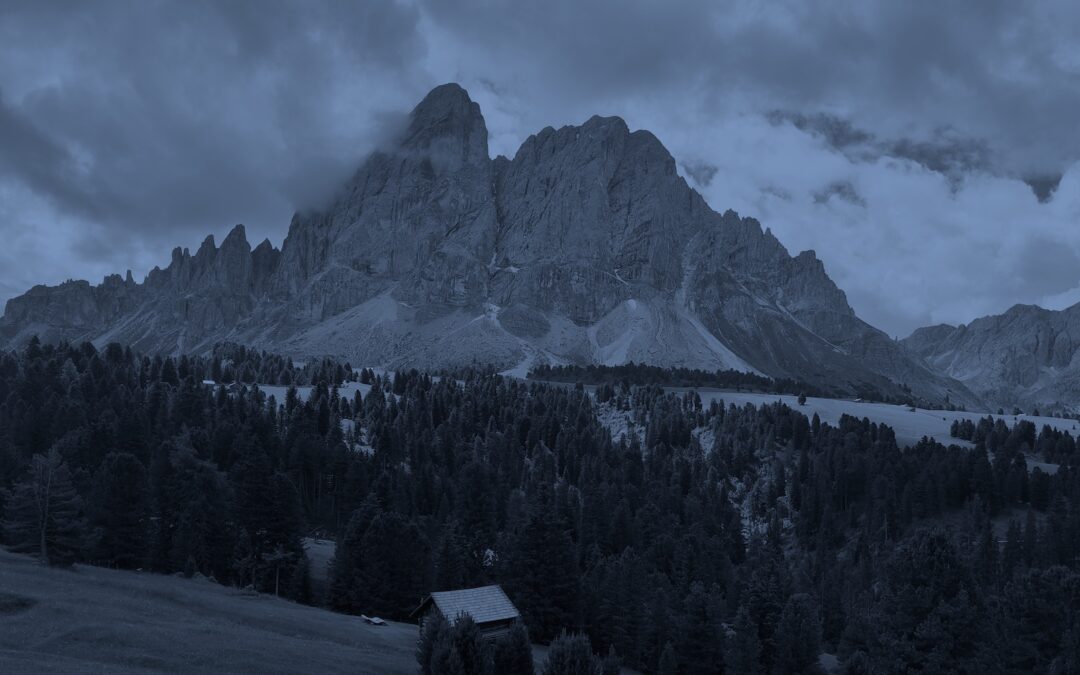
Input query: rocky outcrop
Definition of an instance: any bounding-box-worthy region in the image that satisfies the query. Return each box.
[1,83,980,408]
[904,303,1080,412]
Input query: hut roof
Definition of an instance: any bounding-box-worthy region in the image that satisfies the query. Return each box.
[412,585,520,625]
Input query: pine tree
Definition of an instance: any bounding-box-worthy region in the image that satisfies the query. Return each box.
[600,646,622,675]
[327,497,382,612]
[727,605,761,675]
[773,593,823,674]
[1022,509,1038,567]
[743,543,788,670]
[287,554,313,604]
[493,622,535,675]
[418,612,450,674]
[148,441,178,572]
[435,521,476,590]
[448,615,494,675]
[873,531,985,673]
[677,582,725,674]
[1002,519,1023,581]
[2,449,85,566]
[167,448,231,580]
[329,507,429,619]
[974,522,998,587]
[362,512,430,619]
[656,642,678,675]
[509,491,581,641]
[88,452,149,568]
[231,445,305,592]
[421,614,495,675]
[542,633,601,675]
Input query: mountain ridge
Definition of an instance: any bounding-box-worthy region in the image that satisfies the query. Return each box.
[0,83,980,408]
[904,301,1080,411]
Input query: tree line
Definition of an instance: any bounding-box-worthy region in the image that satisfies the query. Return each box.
[527,362,827,398]
[2,337,1080,673]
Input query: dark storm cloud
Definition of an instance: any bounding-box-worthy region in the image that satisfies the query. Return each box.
[681,161,719,188]
[423,0,1080,178]
[0,0,426,271]
[769,111,994,189]
[1024,175,1064,203]
[767,112,874,152]
[0,89,92,214]
[813,182,866,208]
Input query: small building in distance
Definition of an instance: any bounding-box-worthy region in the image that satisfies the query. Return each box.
[411,585,521,640]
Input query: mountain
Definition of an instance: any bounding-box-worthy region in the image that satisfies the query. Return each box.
[0,83,978,407]
[904,302,1080,412]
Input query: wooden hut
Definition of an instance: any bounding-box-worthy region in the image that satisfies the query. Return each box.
[412,585,521,640]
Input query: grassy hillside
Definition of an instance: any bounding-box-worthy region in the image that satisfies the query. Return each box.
[0,548,427,674]
[686,389,1077,459]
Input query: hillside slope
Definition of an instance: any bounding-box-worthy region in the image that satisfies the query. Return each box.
[0,84,978,408]
[0,548,418,674]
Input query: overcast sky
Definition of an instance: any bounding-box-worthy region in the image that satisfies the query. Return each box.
[2,0,1080,336]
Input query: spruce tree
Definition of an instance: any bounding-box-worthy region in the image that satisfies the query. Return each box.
[542,633,601,675]
[447,615,494,675]
[327,496,382,613]
[773,593,823,674]
[677,582,725,675]
[167,448,231,579]
[727,605,761,675]
[417,612,450,674]
[2,449,85,566]
[89,452,149,568]
[493,622,535,675]
[509,489,581,641]
[656,642,678,675]
[599,646,621,675]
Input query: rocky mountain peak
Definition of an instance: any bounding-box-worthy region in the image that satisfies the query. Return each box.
[0,83,980,409]
[401,82,489,168]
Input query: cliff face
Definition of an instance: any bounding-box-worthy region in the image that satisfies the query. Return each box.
[904,303,1080,411]
[1,83,979,408]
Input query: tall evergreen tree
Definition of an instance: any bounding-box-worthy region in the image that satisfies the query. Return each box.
[773,593,823,674]
[656,642,678,675]
[88,452,148,568]
[542,633,601,675]
[676,582,725,675]
[2,449,85,566]
[167,448,231,580]
[727,605,761,675]
[330,507,429,619]
[493,622,536,675]
[418,612,450,675]
[508,491,581,641]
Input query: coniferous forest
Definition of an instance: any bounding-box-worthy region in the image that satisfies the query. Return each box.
[3,338,1080,673]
